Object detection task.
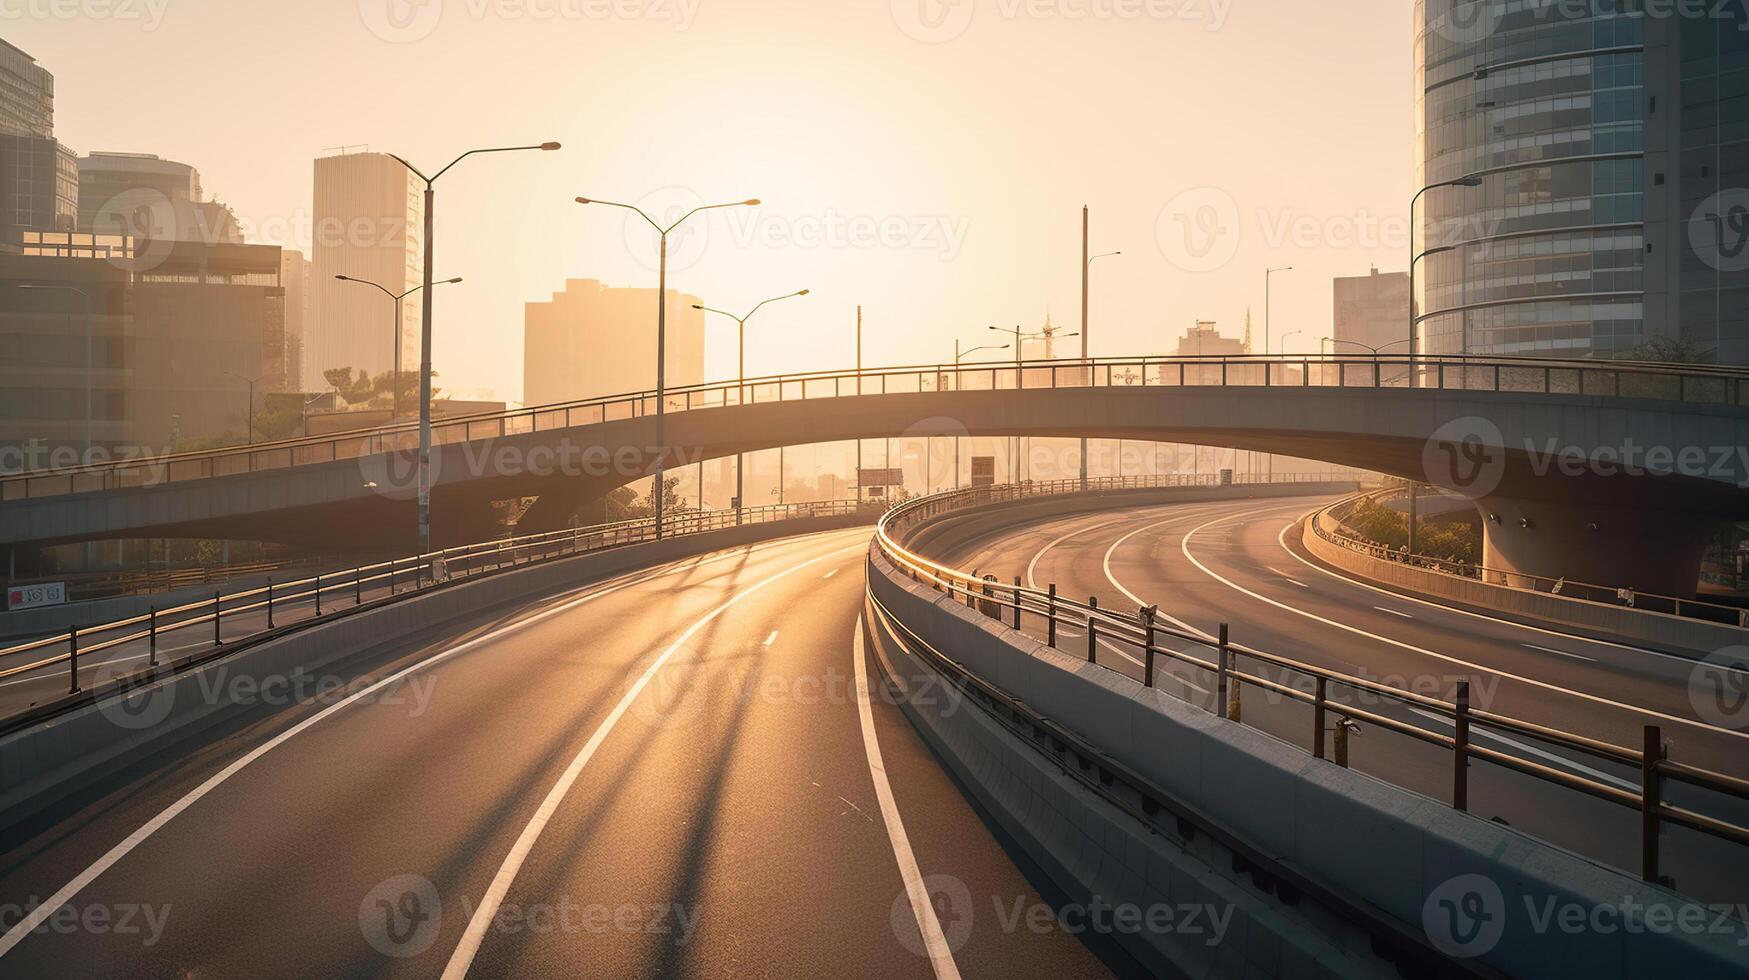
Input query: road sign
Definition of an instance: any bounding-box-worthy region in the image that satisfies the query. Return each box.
[7,581,66,611]
[858,468,905,489]
[971,457,996,487]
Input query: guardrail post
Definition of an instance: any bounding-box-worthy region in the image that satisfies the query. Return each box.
[1013,576,1023,629]
[1334,718,1355,767]
[1047,585,1058,648]
[1642,725,1664,883]
[68,626,79,694]
[1141,609,1156,688]
[389,561,396,595]
[1312,677,1327,759]
[213,591,222,646]
[266,578,275,630]
[356,567,364,606]
[1453,680,1471,811]
[148,606,158,667]
[1216,623,1232,719]
[315,574,323,617]
[1087,596,1099,664]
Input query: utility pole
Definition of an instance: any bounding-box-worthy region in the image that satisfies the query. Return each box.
[1080,206,1090,489]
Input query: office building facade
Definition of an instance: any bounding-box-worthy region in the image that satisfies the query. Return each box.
[1333,267,1411,354]
[76,152,243,246]
[1414,1,1748,362]
[0,42,75,251]
[307,151,424,391]
[524,279,704,407]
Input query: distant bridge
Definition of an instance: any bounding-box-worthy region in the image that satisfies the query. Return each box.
[4,354,1748,595]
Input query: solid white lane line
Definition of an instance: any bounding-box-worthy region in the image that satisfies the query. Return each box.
[764,631,780,648]
[0,532,869,963]
[1408,708,1637,792]
[1374,606,1414,620]
[1274,517,1749,677]
[1524,643,1597,664]
[1024,518,1129,590]
[853,614,963,980]
[824,568,839,579]
[1175,509,1749,742]
[441,544,861,979]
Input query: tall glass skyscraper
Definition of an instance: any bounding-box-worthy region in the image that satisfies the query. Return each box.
[1414,1,1748,362]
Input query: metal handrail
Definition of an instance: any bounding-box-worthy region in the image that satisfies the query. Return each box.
[872,478,1749,886]
[6,352,1747,501]
[1312,489,1749,628]
[0,499,876,703]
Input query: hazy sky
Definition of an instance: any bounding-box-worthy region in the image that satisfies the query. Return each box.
[10,0,1415,404]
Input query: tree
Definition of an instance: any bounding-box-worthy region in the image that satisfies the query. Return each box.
[1617,335,1716,364]
[321,366,440,411]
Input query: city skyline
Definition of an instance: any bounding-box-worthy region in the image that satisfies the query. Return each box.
[4,4,1413,404]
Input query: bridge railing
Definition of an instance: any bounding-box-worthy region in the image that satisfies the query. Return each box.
[872,480,1749,887]
[0,498,875,730]
[6,353,1748,502]
[1312,490,1749,629]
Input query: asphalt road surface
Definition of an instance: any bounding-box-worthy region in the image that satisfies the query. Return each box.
[0,528,1140,978]
[932,493,1749,907]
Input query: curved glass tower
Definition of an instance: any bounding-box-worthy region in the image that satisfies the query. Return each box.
[1414,1,1748,362]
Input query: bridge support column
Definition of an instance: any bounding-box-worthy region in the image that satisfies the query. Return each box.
[1475,495,1721,599]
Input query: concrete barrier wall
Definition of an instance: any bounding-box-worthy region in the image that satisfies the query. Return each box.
[0,570,298,641]
[867,544,1749,979]
[1303,509,1747,656]
[0,515,868,832]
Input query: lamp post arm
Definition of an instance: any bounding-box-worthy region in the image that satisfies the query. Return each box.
[663,199,757,235]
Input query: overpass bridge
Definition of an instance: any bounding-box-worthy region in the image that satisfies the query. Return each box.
[4,353,1748,595]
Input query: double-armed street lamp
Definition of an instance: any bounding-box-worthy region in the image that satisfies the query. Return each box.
[334,274,463,417]
[385,140,561,555]
[988,324,1078,482]
[1079,231,1122,489]
[693,289,811,524]
[1408,174,1484,356]
[577,195,760,539]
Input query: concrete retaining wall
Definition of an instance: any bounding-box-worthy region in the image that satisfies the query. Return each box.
[0,515,868,832]
[1303,508,1747,656]
[868,544,1749,979]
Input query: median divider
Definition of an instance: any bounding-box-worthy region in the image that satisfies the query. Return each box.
[0,512,868,835]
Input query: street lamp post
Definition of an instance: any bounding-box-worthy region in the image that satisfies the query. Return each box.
[334,274,463,417]
[693,289,810,524]
[953,339,1009,487]
[224,371,263,444]
[1262,266,1294,481]
[577,194,759,540]
[1408,174,1484,356]
[387,140,560,556]
[1079,205,1120,490]
[18,284,95,457]
[990,324,1077,483]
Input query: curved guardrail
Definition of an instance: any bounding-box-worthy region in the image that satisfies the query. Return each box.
[6,352,1749,502]
[0,498,874,725]
[1311,489,1749,629]
[872,480,1749,887]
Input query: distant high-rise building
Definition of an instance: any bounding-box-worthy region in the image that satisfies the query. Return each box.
[1333,267,1410,355]
[76,152,243,245]
[1174,320,1244,358]
[1415,2,1748,362]
[524,279,705,407]
[280,248,310,393]
[0,39,54,139]
[308,151,424,390]
[0,42,75,251]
